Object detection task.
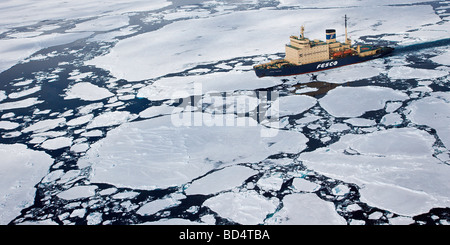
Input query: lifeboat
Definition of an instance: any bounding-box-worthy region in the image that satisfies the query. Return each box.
[333,51,343,57]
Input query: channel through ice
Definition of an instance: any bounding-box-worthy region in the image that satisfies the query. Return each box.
[0,0,449,225]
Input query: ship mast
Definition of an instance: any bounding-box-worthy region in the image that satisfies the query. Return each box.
[344,15,350,45]
[300,25,305,39]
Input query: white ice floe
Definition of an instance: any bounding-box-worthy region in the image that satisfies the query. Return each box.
[266,95,317,118]
[137,194,183,216]
[145,218,203,225]
[86,212,103,225]
[431,50,450,66]
[0,144,53,224]
[0,91,6,102]
[40,137,73,150]
[406,93,450,149]
[22,118,66,133]
[0,0,170,72]
[0,121,20,130]
[67,70,93,82]
[65,82,114,101]
[201,93,260,115]
[77,102,104,115]
[112,191,139,200]
[389,216,415,225]
[71,15,129,32]
[32,130,66,139]
[265,193,346,225]
[388,66,448,80]
[8,86,41,99]
[344,118,376,127]
[316,62,385,83]
[70,143,89,153]
[87,212,103,225]
[89,26,138,42]
[67,114,94,127]
[137,71,280,101]
[86,111,135,129]
[277,0,436,8]
[185,165,258,195]
[139,104,175,119]
[360,182,440,217]
[80,130,103,138]
[0,32,93,73]
[291,178,320,192]
[332,184,350,196]
[327,123,350,133]
[203,190,279,225]
[57,185,98,200]
[300,128,450,216]
[0,97,44,111]
[381,113,403,126]
[256,174,284,191]
[79,113,307,190]
[12,80,33,87]
[385,101,403,113]
[0,0,170,28]
[161,7,210,21]
[319,86,408,118]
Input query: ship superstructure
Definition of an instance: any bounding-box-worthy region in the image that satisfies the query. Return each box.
[254,15,393,77]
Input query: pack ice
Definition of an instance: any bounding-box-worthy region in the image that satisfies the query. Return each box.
[79,113,308,190]
[0,0,449,226]
[300,128,450,216]
[0,144,53,224]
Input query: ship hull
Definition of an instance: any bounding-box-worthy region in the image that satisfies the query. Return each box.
[254,47,394,78]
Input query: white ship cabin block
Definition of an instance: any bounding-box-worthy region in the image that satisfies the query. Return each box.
[285,37,330,65]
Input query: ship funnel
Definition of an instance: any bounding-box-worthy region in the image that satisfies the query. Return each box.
[326,29,336,43]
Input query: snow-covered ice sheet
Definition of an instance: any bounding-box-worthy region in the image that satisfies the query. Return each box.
[267,95,317,118]
[185,165,258,195]
[0,144,53,224]
[57,185,98,200]
[203,190,279,225]
[0,0,170,28]
[70,15,130,33]
[388,66,448,80]
[79,113,308,190]
[137,71,280,101]
[319,86,408,118]
[407,93,450,149]
[0,0,171,73]
[40,137,73,150]
[22,118,66,134]
[278,0,437,8]
[0,97,44,111]
[300,128,450,216]
[87,4,444,81]
[266,193,346,225]
[64,82,114,101]
[431,49,450,66]
[8,86,41,99]
[86,111,136,129]
[0,121,20,130]
[315,62,385,83]
[137,196,181,216]
[0,32,93,73]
